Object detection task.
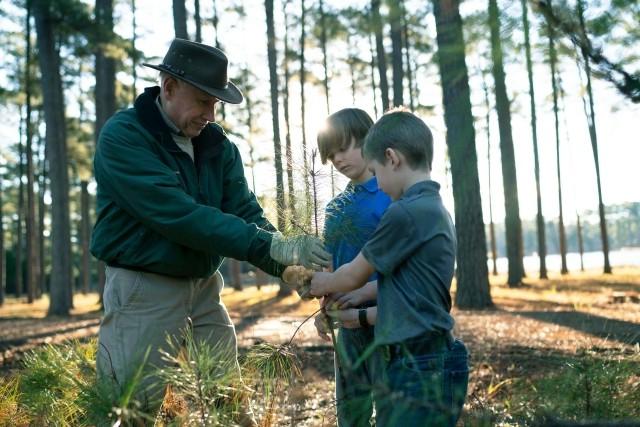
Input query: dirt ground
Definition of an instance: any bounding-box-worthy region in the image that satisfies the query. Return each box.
[1,267,639,425]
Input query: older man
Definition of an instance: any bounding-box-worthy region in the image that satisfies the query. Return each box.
[91,38,329,416]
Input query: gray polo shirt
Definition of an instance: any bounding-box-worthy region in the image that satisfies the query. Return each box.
[362,180,456,345]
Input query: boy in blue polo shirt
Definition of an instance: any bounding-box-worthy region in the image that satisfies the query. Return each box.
[310,109,469,426]
[314,108,391,427]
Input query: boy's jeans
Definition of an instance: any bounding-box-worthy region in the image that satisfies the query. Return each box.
[375,338,469,427]
[335,326,384,427]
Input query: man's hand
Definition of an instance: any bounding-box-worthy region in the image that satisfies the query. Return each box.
[313,313,335,342]
[281,266,315,299]
[270,233,331,270]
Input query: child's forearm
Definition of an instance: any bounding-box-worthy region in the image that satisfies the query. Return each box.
[365,306,377,326]
[360,281,378,302]
[328,263,367,293]
[311,252,375,296]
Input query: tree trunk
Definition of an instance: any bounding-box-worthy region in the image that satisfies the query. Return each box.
[371,0,390,111]
[194,0,202,42]
[265,0,286,233]
[389,0,404,107]
[0,177,4,307]
[173,0,188,39]
[81,181,90,294]
[432,0,492,309]
[131,0,137,103]
[577,0,611,274]
[37,133,47,297]
[576,213,585,271]
[319,0,330,114]
[282,1,296,221]
[401,3,415,111]
[300,0,311,215]
[521,0,547,279]
[548,13,569,275]
[229,259,242,290]
[16,108,25,300]
[34,0,72,316]
[481,70,498,276]
[25,0,39,303]
[488,0,524,286]
[347,32,357,105]
[368,32,379,117]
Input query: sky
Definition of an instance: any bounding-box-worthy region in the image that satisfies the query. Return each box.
[1,0,638,227]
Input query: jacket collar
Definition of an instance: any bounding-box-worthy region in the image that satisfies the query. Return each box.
[134,86,226,162]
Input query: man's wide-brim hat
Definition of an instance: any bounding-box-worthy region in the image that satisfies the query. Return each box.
[143,38,243,104]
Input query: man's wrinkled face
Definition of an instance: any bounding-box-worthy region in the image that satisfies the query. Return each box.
[162,77,220,138]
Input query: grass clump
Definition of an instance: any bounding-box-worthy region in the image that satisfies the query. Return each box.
[0,377,29,426]
[508,348,640,422]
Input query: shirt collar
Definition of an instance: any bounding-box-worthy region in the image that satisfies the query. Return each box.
[155,96,185,137]
[346,176,379,194]
[402,180,441,199]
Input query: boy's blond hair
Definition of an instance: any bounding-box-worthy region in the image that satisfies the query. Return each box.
[317,108,374,164]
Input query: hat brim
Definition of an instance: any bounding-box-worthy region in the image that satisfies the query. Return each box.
[143,63,244,105]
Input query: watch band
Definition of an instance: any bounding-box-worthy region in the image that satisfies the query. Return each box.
[358,308,369,327]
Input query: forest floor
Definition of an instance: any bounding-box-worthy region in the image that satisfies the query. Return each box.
[1,267,640,426]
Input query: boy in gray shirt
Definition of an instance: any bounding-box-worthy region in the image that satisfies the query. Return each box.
[310,109,469,426]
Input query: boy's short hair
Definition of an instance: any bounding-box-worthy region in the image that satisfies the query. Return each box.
[317,108,374,164]
[363,107,433,171]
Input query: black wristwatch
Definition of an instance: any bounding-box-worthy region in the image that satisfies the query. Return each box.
[358,308,369,327]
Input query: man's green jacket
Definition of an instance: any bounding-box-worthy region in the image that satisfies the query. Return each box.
[90,86,285,279]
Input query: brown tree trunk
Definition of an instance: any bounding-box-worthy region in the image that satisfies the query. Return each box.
[194,0,202,42]
[265,0,286,232]
[282,1,296,221]
[389,0,404,107]
[368,32,379,117]
[548,12,569,275]
[37,133,47,297]
[521,0,547,279]
[81,181,90,294]
[481,70,498,276]
[16,109,24,300]
[371,0,390,111]
[577,0,611,274]
[173,0,188,39]
[0,177,4,307]
[489,0,524,286]
[401,3,415,111]
[34,0,72,316]
[432,0,492,308]
[230,259,242,291]
[25,0,39,302]
[300,0,311,216]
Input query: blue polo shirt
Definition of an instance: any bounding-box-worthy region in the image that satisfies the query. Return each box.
[323,177,391,281]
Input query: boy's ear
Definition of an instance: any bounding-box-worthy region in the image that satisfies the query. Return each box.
[384,148,401,169]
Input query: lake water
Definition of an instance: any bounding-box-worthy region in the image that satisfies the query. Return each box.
[489,248,640,274]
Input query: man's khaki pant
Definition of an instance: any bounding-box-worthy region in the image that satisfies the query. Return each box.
[96,266,237,409]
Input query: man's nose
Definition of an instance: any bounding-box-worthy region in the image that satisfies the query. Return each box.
[203,106,216,123]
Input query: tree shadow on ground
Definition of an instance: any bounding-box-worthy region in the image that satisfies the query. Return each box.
[512,310,640,345]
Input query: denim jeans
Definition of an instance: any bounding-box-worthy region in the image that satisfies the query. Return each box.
[375,339,469,427]
[334,326,385,427]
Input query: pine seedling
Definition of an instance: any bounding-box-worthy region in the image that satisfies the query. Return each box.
[154,329,245,426]
[19,341,90,425]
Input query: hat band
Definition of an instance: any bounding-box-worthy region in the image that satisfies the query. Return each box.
[159,63,229,90]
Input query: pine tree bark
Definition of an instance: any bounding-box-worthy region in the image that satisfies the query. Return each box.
[432,0,492,308]
[389,0,404,107]
[489,0,524,286]
[16,110,24,300]
[401,3,415,111]
[0,177,4,307]
[368,32,379,117]
[81,181,90,294]
[194,0,202,42]
[548,12,569,275]
[37,133,47,296]
[33,0,72,316]
[521,0,547,279]
[300,0,311,210]
[265,0,286,232]
[371,0,390,111]
[319,0,330,114]
[173,0,188,39]
[481,71,498,276]
[282,1,296,220]
[577,0,611,274]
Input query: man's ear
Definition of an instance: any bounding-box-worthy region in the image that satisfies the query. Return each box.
[384,148,401,169]
[163,76,177,98]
